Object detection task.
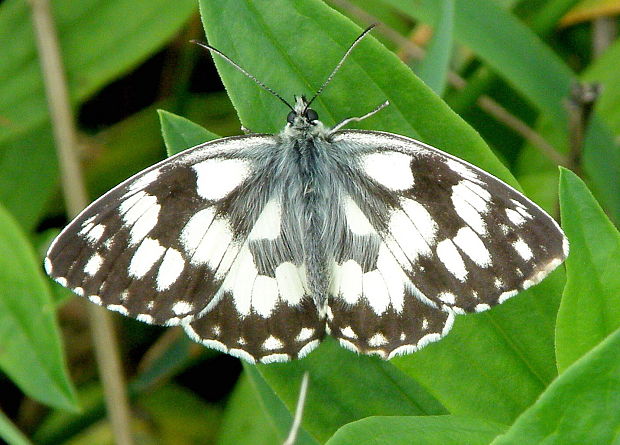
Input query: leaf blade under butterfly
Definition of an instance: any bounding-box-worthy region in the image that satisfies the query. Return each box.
[198,0,515,186]
[325,415,507,445]
[492,326,620,445]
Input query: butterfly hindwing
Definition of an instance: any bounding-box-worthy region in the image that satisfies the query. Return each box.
[327,221,456,359]
[183,206,325,363]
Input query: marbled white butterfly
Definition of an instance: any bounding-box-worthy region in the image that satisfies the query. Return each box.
[45,26,568,364]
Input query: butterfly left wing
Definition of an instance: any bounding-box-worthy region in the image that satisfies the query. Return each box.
[326,130,568,358]
[46,134,325,363]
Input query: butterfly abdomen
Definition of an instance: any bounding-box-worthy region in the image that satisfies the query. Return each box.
[289,136,333,311]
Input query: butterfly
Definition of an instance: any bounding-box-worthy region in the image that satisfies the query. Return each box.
[45,26,568,364]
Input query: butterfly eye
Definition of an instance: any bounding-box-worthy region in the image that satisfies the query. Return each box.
[306,108,319,121]
[286,111,296,124]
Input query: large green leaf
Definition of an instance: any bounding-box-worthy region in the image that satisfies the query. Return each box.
[0,0,197,230]
[326,415,507,445]
[199,0,514,184]
[492,327,620,444]
[556,168,620,372]
[0,203,77,410]
[199,0,565,429]
[215,374,280,445]
[395,267,565,424]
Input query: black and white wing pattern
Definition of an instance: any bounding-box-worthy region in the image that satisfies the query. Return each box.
[45,134,324,363]
[327,130,568,359]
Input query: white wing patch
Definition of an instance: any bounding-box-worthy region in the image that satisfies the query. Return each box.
[445,159,483,185]
[513,238,534,261]
[79,222,106,244]
[193,158,251,200]
[84,253,103,276]
[452,227,492,267]
[194,218,234,269]
[436,239,468,281]
[344,196,375,235]
[375,243,408,311]
[337,260,363,305]
[249,199,281,240]
[362,151,414,191]
[275,262,305,306]
[119,191,161,245]
[129,237,166,279]
[252,275,279,317]
[362,270,390,314]
[388,208,433,264]
[156,248,185,291]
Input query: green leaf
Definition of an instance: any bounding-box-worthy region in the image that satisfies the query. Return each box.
[0,0,197,230]
[413,0,454,96]
[492,327,620,444]
[0,409,32,445]
[215,374,280,445]
[395,266,565,424]
[556,168,620,372]
[258,338,447,442]
[199,0,515,185]
[158,109,219,156]
[199,0,565,428]
[245,366,319,445]
[0,203,77,410]
[326,415,507,445]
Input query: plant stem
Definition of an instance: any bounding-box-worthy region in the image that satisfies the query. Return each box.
[28,1,134,443]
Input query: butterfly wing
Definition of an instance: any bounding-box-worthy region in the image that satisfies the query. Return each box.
[46,134,323,362]
[326,130,568,358]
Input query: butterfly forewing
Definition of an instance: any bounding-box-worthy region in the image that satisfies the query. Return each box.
[45,136,279,318]
[324,130,567,357]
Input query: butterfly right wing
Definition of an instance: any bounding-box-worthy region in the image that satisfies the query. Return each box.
[326,130,567,359]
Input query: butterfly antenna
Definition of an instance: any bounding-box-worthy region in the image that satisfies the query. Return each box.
[304,24,376,111]
[192,40,295,112]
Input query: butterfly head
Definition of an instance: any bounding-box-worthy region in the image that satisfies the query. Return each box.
[283,96,329,138]
[286,96,320,125]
